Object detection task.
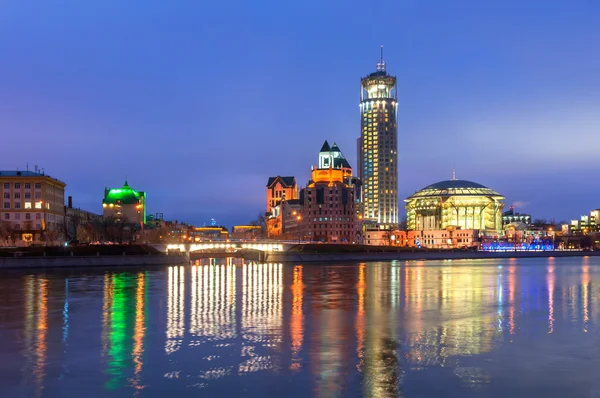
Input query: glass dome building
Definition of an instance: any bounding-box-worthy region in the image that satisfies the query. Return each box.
[405,179,505,231]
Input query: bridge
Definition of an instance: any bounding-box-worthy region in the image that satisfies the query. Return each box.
[151,241,302,255]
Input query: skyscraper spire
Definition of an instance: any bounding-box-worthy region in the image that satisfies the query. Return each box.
[376,45,386,72]
[452,168,456,180]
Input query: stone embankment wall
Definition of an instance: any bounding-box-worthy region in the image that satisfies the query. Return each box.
[264,250,600,263]
[0,254,188,269]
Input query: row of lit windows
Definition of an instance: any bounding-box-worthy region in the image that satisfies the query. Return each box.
[311,224,354,230]
[312,217,353,222]
[3,201,47,210]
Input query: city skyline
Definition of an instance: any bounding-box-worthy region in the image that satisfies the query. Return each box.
[1,1,599,227]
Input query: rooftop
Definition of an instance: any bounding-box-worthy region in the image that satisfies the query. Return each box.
[267,176,296,188]
[407,179,504,200]
[103,181,145,205]
[0,170,66,185]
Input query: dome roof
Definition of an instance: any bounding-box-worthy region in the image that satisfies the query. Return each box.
[103,181,143,205]
[406,179,503,200]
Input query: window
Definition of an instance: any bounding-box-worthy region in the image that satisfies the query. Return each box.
[15,213,20,220]
[25,213,30,220]
[25,202,32,209]
[3,183,8,189]
[36,224,41,230]
[14,183,20,189]
[15,203,20,209]
[35,202,42,209]
[3,203,8,209]
[35,183,41,189]
[24,183,31,189]
[25,193,31,199]
[36,213,41,220]
[14,193,20,199]
[34,192,41,199]
[3,193,8,199]
[3,213,8,220]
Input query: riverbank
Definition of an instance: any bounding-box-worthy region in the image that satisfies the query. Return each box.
[0,244,188,269]
[0,254,188,269]
[263,249,600,263]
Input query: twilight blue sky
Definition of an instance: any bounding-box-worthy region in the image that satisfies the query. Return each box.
[1,0,599,227]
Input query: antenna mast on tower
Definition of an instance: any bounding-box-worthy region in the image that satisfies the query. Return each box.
[376,45,386,72]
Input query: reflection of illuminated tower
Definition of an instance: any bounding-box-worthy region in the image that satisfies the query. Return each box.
[103,273,144,391]
[363,265,399,397]
[358,46,398,227]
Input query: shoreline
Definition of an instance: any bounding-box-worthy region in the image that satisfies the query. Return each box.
[0,254,188,270]
[263,250,600,263]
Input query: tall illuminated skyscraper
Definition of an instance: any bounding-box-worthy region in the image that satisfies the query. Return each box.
[358,46,398,227]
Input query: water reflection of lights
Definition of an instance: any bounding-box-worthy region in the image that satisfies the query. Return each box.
[508,265,516,335]
[190,264,236,340]
[363,265,399,397]
[239,263,283,374]
[166,266,185,354]
[33,276,48,398]
[131,272,146,391]
[547,264,555,334]
[356,264,366,373]
[401,266,498,368]
[100,273,147,391]
[289,265,304,372]
[582,258,590,331]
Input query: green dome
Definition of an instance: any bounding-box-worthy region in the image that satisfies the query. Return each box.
[103,181,142,205]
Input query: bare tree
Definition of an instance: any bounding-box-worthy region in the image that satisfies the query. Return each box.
[43,229,62,246]
[250,211,267,239]
[0,221,14,246]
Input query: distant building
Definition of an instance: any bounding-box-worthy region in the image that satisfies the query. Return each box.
[102,180,146,226]
[267,199,303,239]
[0,169,66,242]
[266,176,298,213]
[64,196,102,242]
[299,141,358,243]
[502,206,532,226]
[568,209,600,234]
[191,226,229,241]
[231,225,263,240]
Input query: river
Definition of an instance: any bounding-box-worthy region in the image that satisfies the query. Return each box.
[1,257,599,397]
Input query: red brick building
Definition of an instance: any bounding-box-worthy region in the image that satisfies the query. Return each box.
[299,141,358,243]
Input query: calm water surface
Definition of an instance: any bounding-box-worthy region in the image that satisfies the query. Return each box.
[1,258,600,397]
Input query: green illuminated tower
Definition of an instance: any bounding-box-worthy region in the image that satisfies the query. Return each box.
[358,46,398,227]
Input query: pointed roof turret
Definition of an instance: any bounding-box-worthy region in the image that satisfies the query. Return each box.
[320,140,330,152]
[330,142,341,152]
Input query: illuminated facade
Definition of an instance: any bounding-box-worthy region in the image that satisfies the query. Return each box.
[266,176,298,213]
[299,141,357,242]
[405,178,505,231]
[231,225,263,240]
[357,46,399,227]
[102,180,146,225]
[0,170,66,242]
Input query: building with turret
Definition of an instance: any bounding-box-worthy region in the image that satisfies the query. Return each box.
[298,141,358,243]
[102,180,146,226]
